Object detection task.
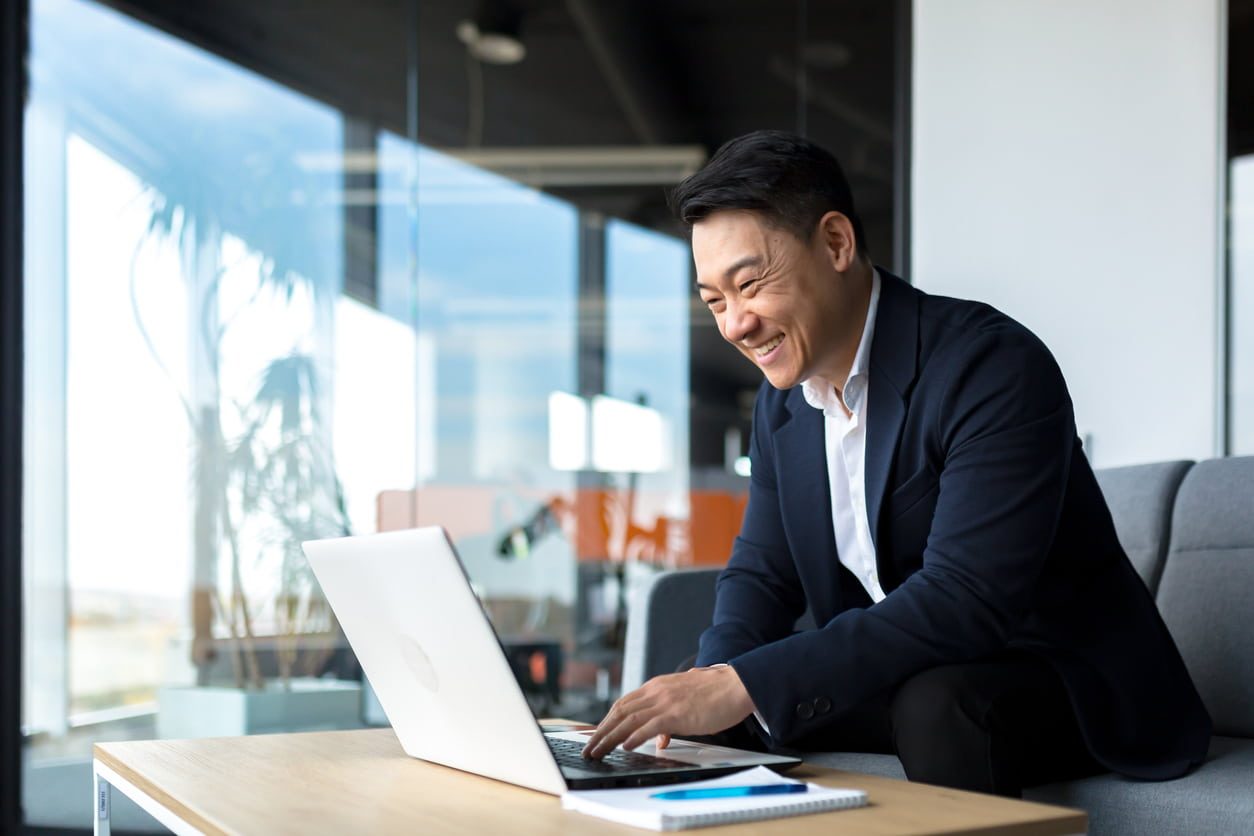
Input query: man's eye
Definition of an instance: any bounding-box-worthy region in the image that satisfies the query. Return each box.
[738,279,757,293]
[702,298,720,307]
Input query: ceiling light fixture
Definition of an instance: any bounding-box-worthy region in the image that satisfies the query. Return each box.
[445,145,708,187]
[456,1,526,65]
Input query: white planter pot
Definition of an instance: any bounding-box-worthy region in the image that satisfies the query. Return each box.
[157,678,362,739]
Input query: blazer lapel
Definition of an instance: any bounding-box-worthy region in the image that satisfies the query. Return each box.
[865,271,921,551]
[773,387,842,614]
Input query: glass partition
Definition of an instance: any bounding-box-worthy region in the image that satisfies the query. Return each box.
[23,0,397,827]
[22,0,703,828]
[28,0,353,705]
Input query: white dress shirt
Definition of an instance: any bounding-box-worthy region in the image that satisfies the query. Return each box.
[799,270,886,604]
[718,272,886,742]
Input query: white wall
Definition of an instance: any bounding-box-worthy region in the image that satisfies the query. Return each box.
[911,0,1224,467]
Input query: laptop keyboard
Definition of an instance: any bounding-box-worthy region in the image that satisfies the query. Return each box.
[547,736,693,773]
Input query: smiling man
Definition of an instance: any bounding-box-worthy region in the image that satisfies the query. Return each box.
[581,130,1211,797]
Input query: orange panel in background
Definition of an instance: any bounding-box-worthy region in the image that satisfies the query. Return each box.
[688,490,750,566]
[377,486,748,567]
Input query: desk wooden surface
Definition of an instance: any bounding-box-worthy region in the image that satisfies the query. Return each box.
[94,729,1086,835]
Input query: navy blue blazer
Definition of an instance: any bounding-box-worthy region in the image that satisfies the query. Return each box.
[697,271,1211,780]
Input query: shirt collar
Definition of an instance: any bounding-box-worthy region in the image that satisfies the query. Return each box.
[800,269,881,415]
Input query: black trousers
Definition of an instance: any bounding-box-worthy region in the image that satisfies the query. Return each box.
[685,650,1106,798]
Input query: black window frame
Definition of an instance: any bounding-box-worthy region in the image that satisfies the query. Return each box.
[1,0,28,830]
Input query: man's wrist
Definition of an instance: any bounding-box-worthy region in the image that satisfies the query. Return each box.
[709,662,771,735]
[716,663,757,717]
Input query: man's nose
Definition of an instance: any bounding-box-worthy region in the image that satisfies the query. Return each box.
[721,299,759,344]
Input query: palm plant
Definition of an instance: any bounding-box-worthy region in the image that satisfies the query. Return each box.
[131,171,352,690]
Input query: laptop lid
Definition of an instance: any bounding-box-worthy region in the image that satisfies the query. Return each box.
[304,527,800,794]
[303,527,569,795]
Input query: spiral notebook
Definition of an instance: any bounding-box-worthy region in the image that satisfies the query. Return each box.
[560,765,868,831]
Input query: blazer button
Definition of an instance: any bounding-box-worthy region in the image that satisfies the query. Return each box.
[795,702,815,720]
[814,696,832,715]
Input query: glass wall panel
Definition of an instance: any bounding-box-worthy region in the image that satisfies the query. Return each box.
[604,217,691,553]
[21,0,697,826]
[396,141,585,714]
[22,0,390,827]
[61,133,196,720]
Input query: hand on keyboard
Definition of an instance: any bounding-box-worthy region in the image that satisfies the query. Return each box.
[582,665,756,759]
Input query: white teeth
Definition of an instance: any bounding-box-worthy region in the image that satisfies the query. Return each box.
[754,335,784,357]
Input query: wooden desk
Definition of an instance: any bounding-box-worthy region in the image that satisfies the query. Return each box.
[93,729,1087,835]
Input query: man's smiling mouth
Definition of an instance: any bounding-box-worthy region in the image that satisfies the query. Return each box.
[753,334,784,357]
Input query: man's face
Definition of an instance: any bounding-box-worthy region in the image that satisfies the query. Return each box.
[693,210,860,390]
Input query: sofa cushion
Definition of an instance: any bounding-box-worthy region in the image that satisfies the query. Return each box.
[1155,456,1254,737]
[1025,735,1254,835]
[802,750,906,780]
[1094,460,1193,593]
[805,737,1254,835]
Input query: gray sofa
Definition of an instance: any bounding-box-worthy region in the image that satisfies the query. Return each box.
[622,457,1254,834]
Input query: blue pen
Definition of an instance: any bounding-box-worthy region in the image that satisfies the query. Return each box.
[650,784,809,800]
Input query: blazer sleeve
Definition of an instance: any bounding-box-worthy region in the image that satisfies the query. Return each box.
[727,330,1076,745]
[695,387,807,668]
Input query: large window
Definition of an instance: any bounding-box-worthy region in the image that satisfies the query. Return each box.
[22,0,698,828]
[24,10,370,829]
[26,0,354,736]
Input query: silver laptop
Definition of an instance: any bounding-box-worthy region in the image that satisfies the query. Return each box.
[302,527,800,794]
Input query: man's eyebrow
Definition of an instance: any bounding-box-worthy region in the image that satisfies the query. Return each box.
[694,256,764,291]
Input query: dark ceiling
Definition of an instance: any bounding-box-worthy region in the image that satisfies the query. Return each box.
[103,0,899,228]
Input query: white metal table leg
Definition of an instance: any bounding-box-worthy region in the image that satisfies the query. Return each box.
[92,757,202,835]
[93,764,112,836]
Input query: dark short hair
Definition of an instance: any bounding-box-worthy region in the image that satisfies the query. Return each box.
[669,130,868,256]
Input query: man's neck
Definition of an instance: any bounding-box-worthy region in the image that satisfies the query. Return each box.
[816,261,875,396]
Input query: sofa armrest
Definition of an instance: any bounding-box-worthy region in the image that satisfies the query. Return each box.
[622,568,722,692]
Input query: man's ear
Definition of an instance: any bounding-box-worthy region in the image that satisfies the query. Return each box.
[817,211,858,272]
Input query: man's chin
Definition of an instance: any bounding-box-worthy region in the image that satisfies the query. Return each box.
[761,368,802,390]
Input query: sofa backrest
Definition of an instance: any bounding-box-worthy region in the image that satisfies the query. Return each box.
[1094,460,1193,594]
[1154,456,1254,738]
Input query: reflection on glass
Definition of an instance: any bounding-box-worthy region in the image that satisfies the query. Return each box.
[380,139,584,712]
[605,218,691,565]
[23,0,704,828]
[60,132,196,719]
[23,0,367,825]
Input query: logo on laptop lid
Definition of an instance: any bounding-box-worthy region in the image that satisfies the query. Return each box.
[400,634,440,693]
